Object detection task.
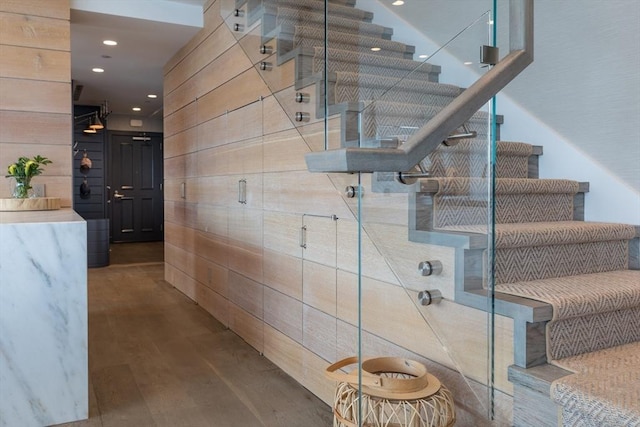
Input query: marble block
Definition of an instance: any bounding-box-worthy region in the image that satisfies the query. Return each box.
[0,210,88,427]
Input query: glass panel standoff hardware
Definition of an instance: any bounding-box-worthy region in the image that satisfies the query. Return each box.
[418,260,443,276]
[238,179,247,204]
[396,171,430,185]
[345,185,362,199]
[233,23,243,32]
[418,289,443,306]
[233,8,244,17]
[295,92,310,103]
[259,61,272,71]
[481,45,499,66]
[299,225,307,249]
[260,45,273,55]
[295,112,310,122]
[443,124,477,147]
[180,182,186,199]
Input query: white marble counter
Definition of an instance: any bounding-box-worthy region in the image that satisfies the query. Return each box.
[0,209,88,426]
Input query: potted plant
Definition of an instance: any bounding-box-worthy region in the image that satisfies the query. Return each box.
[5,155,52,198]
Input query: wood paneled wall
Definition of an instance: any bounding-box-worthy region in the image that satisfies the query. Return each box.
[163,0,514,420]
[0,0,72,206]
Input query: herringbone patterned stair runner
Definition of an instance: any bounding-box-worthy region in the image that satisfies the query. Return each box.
[497,270,640,360]
[423,140,533,178]
[550,342,640,426]
[251,1,640,424]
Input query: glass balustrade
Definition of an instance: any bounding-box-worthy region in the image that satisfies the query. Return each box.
[209,1,532,424]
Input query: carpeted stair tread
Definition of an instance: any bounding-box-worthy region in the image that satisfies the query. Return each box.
[438,221,637,249]
[550,342,640,426]
[440,140,534,157]
[264,0,372,22]
[277,7,392,39]
[418,177,580,195]
[496,270,640,320]
[421,178,582,226]
[331,71,461,105]
[293,25,412,59]
[313,47,441,82]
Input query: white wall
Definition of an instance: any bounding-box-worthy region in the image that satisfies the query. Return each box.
[358,0,640,224]
[107,113,163,133]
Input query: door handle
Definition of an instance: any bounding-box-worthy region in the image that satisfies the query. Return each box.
[114,190,124,199]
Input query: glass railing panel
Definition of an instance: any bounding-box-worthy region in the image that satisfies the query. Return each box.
[214,1,518,425]
[318,1,509,425]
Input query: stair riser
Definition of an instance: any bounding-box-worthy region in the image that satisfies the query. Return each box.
[548,306,640,360]
[312,54,441,83]
[293,25,413,56]
[424,153,531,179]
[263,0,372,22]
[433,193,577,227]
[495,240,629,285]
[331,84,458,107]
[277,9,392,40]
[248,0,361,34]
[361,111,488,140]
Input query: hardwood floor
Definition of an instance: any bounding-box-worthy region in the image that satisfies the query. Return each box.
[109,242,165,265]
[56,263,332,427]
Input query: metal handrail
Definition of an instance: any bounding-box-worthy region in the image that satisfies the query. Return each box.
[305,0,533,173]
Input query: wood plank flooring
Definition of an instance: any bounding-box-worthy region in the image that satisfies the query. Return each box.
[55,263,332,427]
[109,242,165,265]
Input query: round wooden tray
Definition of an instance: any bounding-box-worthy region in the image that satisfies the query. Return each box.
[0,197,61,211]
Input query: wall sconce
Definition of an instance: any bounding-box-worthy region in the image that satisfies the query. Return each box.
[89,114,104,130]
[74,111,105,134]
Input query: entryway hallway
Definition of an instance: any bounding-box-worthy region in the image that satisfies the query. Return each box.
[57,262,332,427]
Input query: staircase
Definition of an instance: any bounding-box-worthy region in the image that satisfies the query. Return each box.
[231,0,640,425]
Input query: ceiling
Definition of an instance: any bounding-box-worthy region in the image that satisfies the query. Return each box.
[70,0,207,118]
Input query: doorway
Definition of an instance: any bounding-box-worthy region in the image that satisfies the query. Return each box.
[108,131,164,243]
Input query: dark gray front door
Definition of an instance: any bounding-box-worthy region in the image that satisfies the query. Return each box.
[109,132,163,243]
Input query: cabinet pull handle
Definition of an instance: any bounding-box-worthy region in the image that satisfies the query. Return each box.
[238,179,247,204]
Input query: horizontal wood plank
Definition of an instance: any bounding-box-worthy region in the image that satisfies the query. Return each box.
[0,12,69,51]
[0,45,69,82]
[228,302,264,353]
[0,77,70,113]
[196,68,270,124]
[263,249,302,300]
[0,111,71,144]
[263,287,303,343]
[164,25,236,96]
[0,0,69,20]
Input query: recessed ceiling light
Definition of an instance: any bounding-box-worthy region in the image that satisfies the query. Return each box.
[392,0,404,5]
[147,94,158,99]
[103,40,117,46]
[92,68,104,73]
[370,47,381,52]
[132,107,141,112]
[418,54,429,59]
[463,62,473,65]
